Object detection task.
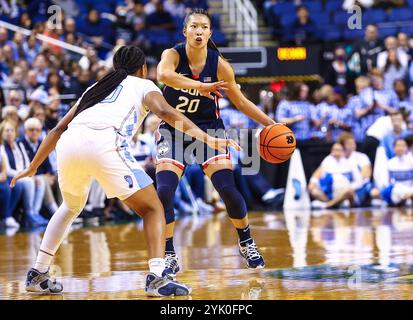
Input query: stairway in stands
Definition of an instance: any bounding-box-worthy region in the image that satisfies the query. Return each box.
[208,0,277,47]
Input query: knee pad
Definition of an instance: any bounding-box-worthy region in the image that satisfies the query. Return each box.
[156,171,179,224]
[211,169,247,220]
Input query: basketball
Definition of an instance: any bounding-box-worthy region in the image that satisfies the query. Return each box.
[258,124,296,163]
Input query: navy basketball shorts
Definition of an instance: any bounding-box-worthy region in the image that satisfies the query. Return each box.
[156,118,230,170]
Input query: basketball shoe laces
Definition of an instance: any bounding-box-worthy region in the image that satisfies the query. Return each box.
[165,253,178,270]
[242,241,262,260]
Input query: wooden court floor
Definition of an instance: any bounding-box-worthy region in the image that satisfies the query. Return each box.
[1,209,413,300]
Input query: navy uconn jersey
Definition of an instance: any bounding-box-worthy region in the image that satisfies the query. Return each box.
[162,43,220,126]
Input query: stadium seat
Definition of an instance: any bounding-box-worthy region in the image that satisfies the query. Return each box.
[325,0,342,13]
[322,28,342,41]
[272,2,296,16]
[304,1,323,14]
[408,0,413,7]
[280,14,296,28]
[363,9,387,24]
[144,30,174,46]
[388,8,413,21]
[310,12,330,26]
[173,16,185,29]
[343,28,365,39]
[400,25,413,35]
[211,30,228,46]
[211,14,221,30]
[173,30,185,43]
[378,26,399,38]
[333,11,351,26]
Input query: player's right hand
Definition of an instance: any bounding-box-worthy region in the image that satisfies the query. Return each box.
[199,81,228,99]
[208,137,241,154]
[10,166,37,188]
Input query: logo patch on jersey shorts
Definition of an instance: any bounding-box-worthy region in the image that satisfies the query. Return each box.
[157,140,170,157]
[124,175,133,188]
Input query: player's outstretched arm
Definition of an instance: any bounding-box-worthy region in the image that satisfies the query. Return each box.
[10,104,78,187]
[144,91,240,152]
[157,49,228,99]
[217,57,276,127]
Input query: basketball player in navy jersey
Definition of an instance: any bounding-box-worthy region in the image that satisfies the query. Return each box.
[156,9,277,277]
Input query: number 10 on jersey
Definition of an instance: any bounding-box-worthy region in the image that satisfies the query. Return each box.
[176,96,200,113]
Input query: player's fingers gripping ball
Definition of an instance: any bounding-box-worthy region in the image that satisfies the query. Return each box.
[257,124,296,163]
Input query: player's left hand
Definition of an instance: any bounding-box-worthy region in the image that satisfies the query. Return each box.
[10,166,37,188]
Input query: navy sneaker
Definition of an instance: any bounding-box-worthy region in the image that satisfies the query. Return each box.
[162,253,180,279]
[26,268,63,294]
[145,273,191,297]
[239,239,265,269]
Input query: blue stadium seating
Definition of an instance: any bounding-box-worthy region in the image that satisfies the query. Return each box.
[363,9,387,24]
[310,12,330,26]
[343,28,364,40]
[388,8,413,21]
[400,25,413,35]
[144,30,174,46]
[325,0,342,13]
[379,26,399,38]
[322,28,342,41]
[280,14,296,28]
[333,11,351,25]
[211,30,228,46]
[408,0,413,7]
[303,1,323,14]
[272,2,296,16]
[211,13,221,30]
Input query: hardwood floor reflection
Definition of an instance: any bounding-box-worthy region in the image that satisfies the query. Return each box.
[1,209,413,299]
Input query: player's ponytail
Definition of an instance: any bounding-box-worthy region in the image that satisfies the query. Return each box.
[73,45,146,117]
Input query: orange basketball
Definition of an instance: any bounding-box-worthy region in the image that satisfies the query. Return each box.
[257,124,296,163]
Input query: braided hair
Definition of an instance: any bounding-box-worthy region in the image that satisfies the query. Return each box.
[74,45,146,117]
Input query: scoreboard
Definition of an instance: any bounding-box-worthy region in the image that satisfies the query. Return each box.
[219,45,321,83]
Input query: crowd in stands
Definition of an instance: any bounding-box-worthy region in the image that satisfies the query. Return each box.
[5,1,413,230]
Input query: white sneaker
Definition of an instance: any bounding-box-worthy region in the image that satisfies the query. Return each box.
[5,217,20,228]
[311,200,327,209]
[196,198,214,215]
[340,200,350,208]
[261,188,284,203]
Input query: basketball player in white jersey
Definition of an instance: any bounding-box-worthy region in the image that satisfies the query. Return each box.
[10,46,237,296]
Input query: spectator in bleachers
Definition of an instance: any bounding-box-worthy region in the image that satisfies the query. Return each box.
[33,53,49,85]
[144,0,160,15]
[10,32,26,61]
[22,34,41,66]
[185,0,209,11]
[0,120,48,226]
[276,82,313,142]
[165,0,187,18]
[1,44,15,72]
[397,32,413,63]
[7,89,29,121]
[338,132,373,207]
[18,117,55,221]
[2,66,26,95]
[380,49,408,90]
[114,9,135,43]
[0,27,12,48]
[63,17,77,37]
[145,2,176,31]
[377,36,409,70]
[0,145,13,227]
[1,105,19,124]
[19,12,33,29]
[25,70,40,99]
[328,87,354,142]
[394,80,413,129]
[27,0,54,25]
[379,138,413,206]
[126,0,146,33]
[77,9,114,49]
[381,110,411,159]
[350,24,383,74]
[289,5,318,45]
[324,46,351,93]
[375,0,406,10]
[309,143,362,209]
[311,85,335,141]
